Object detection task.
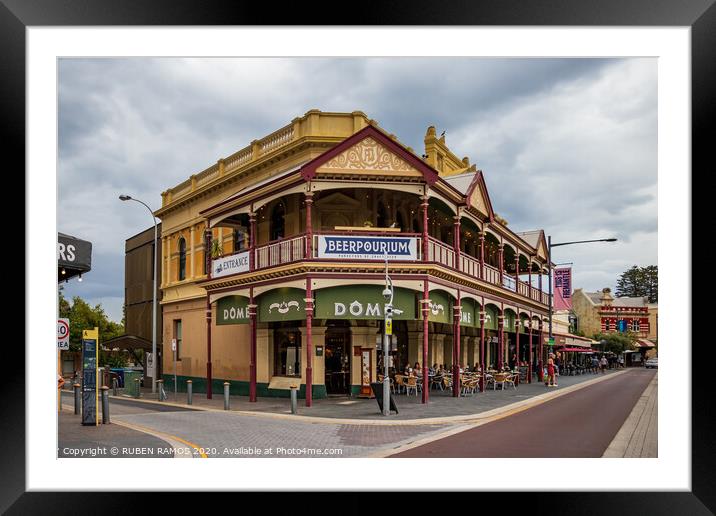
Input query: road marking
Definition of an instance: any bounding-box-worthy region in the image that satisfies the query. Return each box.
[113,419,208,458]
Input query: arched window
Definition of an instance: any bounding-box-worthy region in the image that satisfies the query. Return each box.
[178,237,186,281]
[270,202,286,241]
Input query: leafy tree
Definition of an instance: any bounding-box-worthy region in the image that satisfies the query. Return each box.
[615,265,658,302]
[58,293,125,352]
[593,332,637,354]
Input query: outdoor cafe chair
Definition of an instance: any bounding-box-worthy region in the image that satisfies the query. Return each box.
[430,374,444,391]
[394,374,406,394]
[492,373,508,390]
[405,376,419,396]
[503,372,517,390]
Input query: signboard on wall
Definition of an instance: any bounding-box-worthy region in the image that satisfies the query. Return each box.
[216,295,251,325]
[427,290,452,324]
[317,235,418,261]
[212,251,250,278]
[460,298,478,327]
[258,288,306,322]
[314,285,416,320]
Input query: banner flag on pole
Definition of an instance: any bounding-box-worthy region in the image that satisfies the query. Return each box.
[553,267,572,310]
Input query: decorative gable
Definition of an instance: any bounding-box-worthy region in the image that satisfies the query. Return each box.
[464,171,494,220]
[316,136,420,176]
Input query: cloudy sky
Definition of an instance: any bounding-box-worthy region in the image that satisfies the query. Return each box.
[58,57,657,323]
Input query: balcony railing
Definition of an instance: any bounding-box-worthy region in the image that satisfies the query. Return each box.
[255,234,306,269]
[427,237,455,268]
[211,232,549,307]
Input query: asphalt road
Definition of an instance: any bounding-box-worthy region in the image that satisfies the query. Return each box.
[390,368,657,458]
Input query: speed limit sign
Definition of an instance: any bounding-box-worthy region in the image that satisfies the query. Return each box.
[58,318,70,350]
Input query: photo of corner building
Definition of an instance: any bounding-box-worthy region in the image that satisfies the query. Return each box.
[153,110,555,405]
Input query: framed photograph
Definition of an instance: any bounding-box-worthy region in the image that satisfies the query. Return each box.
[7,0,713,512]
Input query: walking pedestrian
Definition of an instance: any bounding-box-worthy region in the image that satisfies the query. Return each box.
[600,355,608,374]
[546,354,556,387]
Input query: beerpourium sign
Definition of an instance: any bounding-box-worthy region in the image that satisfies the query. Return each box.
[317,236,418,260]
[212,251,249,278]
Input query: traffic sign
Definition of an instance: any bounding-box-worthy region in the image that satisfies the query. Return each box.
[58,318,70,350]
[171,339,177,352]
[548,337,555,346]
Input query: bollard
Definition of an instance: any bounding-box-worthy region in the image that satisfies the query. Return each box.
[101,386,110,424]
[157,379,165,401]
[224,382,230,410]
[134,378,141,398]
[187,380,193,405]
[112,377,118,396]
[73,383,81,415]
[290,385,298,414]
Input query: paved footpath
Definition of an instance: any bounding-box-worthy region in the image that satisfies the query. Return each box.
[602,372,658,458]
[57,369,651,458]
[389,368,657,458]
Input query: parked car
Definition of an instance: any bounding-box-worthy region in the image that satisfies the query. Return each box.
[645,357,658,369]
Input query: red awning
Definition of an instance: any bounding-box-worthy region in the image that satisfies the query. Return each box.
[559,347,594,352]
[636,339,656,348]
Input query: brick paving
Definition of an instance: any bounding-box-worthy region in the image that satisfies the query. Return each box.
[126,369,622,421]
[113,411,444,458]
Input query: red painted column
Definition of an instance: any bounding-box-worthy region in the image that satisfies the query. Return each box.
[528,262,533,299]
[249,287,257,402]
[515,255,520,292]
[528,321,533,383]
[538,268,543,292]
[498,312,504,370]
[305,191,314,259]
[204,228,213,399]
[305,278,313,407]
[421,195,429,261]
[479,307,486,392]
[453,215,461,270]
[249,212,256,271]
[538,321,544,382]
[422,281,429,404]
[452,290,461,397]
[479,232,485,280]
[498,244,504,284]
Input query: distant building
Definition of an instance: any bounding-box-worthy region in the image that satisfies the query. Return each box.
[572,288,656,340]
[104,225,162,381]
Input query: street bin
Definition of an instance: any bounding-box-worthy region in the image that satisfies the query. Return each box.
[110,368,125,388]
[124,371,142,397]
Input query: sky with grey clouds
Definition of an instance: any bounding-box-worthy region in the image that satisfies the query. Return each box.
[58,57,657,323]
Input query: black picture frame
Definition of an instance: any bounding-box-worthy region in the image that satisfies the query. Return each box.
[5,0,711,512]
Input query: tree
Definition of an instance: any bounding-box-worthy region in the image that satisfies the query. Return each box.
[615,265,658,302]
[593,332,637,354]
[58,293,125,352]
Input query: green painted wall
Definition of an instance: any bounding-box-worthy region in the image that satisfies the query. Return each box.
[161,374,327,399]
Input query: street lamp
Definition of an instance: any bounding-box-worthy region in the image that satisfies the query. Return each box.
[120,194,159,394]
[547,237,617,363]
[382,251,394,417]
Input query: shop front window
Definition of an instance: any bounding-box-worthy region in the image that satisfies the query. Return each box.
[274,328,301,377]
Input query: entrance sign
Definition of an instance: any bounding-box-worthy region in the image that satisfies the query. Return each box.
[58,318,70,350]
[317,235,418,261]
[216,295,251,325]
[81,327,99,426]
[212,251,249,278]
[314,285,416,320]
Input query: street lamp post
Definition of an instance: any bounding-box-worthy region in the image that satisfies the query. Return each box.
[382,251,394,417]
[547,237,617,361]
[120,195,158,394]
